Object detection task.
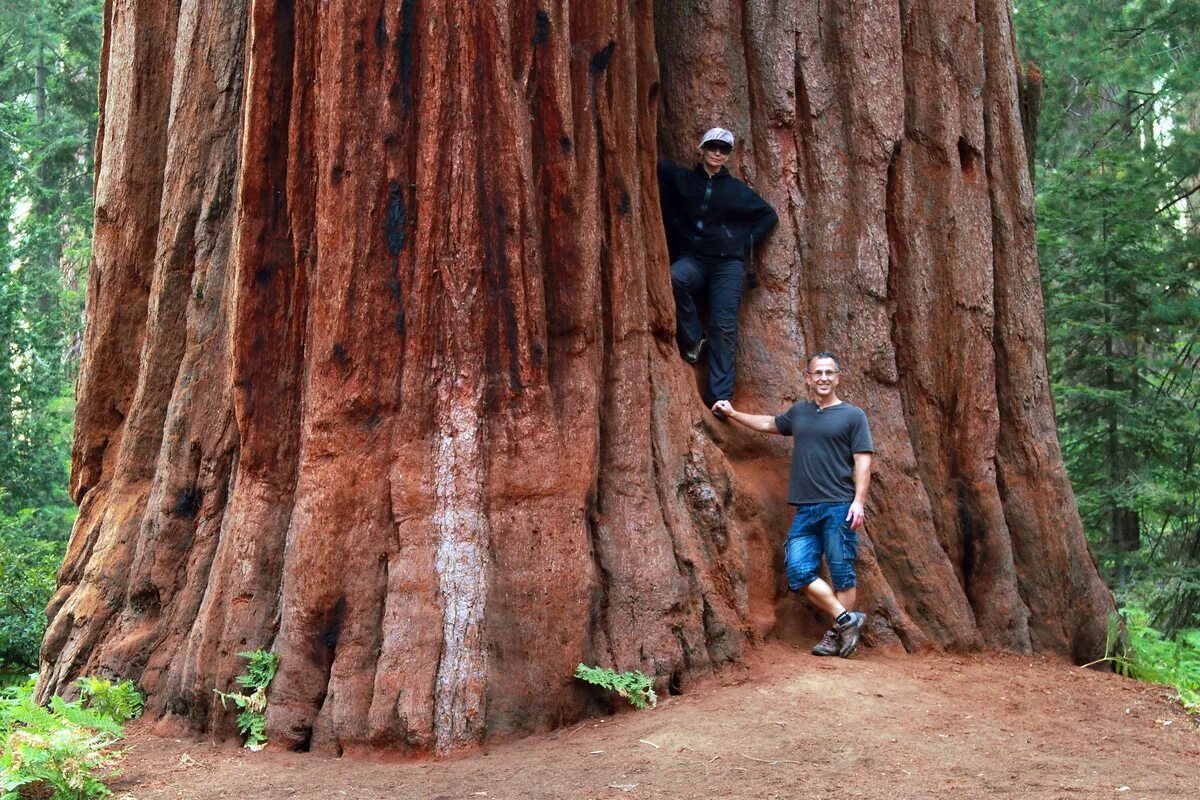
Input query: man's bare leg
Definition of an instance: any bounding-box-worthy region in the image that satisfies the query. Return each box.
[803,578,846,622]
[805,579,866,658]
[836,587,856,614]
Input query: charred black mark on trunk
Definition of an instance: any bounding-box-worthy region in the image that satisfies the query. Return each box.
[374,14,387,48]
[300,595,347,752]
[173,486,203,519]
[331,343,349,365]
[394,0,416,114]
[617,189,631,216]
[589,41,616,76]
[559,135,572,154]
[957,481,978,596]
[129,581,162,616]
[668,666,684,696]
[394,311,406,334]
[317,596,347,652]
[533,9,550,46]
[331,163,344,186]
[385,181,407,254]
[480,198,524,393]
[166,693,192,720]
[254,266,274,285]
[390,279,401,301]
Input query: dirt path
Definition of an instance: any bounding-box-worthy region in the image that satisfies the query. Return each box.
[112,645,1199,800]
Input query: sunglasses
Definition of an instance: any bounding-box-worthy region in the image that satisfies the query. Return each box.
[702,142,733,155]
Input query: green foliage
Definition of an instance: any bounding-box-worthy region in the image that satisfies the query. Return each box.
[1103,607,1200,712]
[0,676,141,799]
[1016,0,1200,635]
[574,664,658,710]
[75,678,143,726]
[1,726,119,799]
[214,650,279,750]
[0,500,72,670]
[0,0,98,512]
[0,0,100,679]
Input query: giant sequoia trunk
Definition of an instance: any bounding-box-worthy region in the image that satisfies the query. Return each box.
[40,0,1115,756]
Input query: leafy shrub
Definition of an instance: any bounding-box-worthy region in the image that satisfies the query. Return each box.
[1111,607,1200,713]
[0,676,142,800]
[574,664,657,710]
[75,678,143,725]
[214,649,279,750]
[0,506,73,671]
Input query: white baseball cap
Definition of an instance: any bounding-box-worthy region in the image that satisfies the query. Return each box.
[699,127,735,148]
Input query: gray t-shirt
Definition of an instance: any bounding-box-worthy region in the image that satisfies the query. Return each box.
[774,400,873,505]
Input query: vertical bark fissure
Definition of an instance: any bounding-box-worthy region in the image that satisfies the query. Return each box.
[585,29,619,671]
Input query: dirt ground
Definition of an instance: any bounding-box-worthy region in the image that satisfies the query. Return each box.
[110,644,1200,800]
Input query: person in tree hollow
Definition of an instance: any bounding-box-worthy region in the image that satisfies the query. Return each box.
[658,127,778,408]
[712,352,873,657]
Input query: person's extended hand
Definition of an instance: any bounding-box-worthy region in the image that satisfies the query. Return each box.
[712,400,734,420]
[846,500,866,530]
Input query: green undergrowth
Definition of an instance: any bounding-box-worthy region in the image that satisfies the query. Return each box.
[1,676,143,800]
[214,649,279,750]
[1105,607,1200,713]
[574,664,657,710]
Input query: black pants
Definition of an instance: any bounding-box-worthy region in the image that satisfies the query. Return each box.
[670,255,745,406]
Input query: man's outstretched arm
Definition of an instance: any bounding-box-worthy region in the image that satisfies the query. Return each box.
[711,400,779,433]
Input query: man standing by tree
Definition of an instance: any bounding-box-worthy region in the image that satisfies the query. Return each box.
[658,127,777,408]
[713,352,873,657]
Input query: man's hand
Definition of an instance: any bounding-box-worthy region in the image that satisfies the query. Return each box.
[846,500,866,530]
[712,403,779,433]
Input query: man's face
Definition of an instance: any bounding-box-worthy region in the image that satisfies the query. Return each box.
[700,141,732,171]
[804,357,841,399]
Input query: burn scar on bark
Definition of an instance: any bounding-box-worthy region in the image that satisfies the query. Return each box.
[431,380,489,754]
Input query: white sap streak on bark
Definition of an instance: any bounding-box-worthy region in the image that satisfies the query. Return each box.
[431,379,489,755]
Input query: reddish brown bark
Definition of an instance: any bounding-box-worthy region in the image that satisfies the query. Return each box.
[40,0,1115,755]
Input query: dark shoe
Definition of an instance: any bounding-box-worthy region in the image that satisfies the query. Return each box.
[811,628,840,656]
[682,337,706,364]
[835,611,867,658]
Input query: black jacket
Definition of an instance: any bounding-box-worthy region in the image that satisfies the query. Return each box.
[658,160,778,262]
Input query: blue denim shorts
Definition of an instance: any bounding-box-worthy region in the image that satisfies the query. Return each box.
[784,501,858,591]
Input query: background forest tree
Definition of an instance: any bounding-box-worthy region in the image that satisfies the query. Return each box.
[0,0,1194,703]
[1015,1,1200,649]
[0,0,99,672]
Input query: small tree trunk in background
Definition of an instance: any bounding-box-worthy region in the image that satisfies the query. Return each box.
[34,43,48,125]
[40,0,1116,755]
[1018,61,1042,185]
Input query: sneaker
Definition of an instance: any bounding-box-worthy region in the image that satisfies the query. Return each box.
[682,337,706,364]
[835,611,867,658]
[811,628,840,656]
